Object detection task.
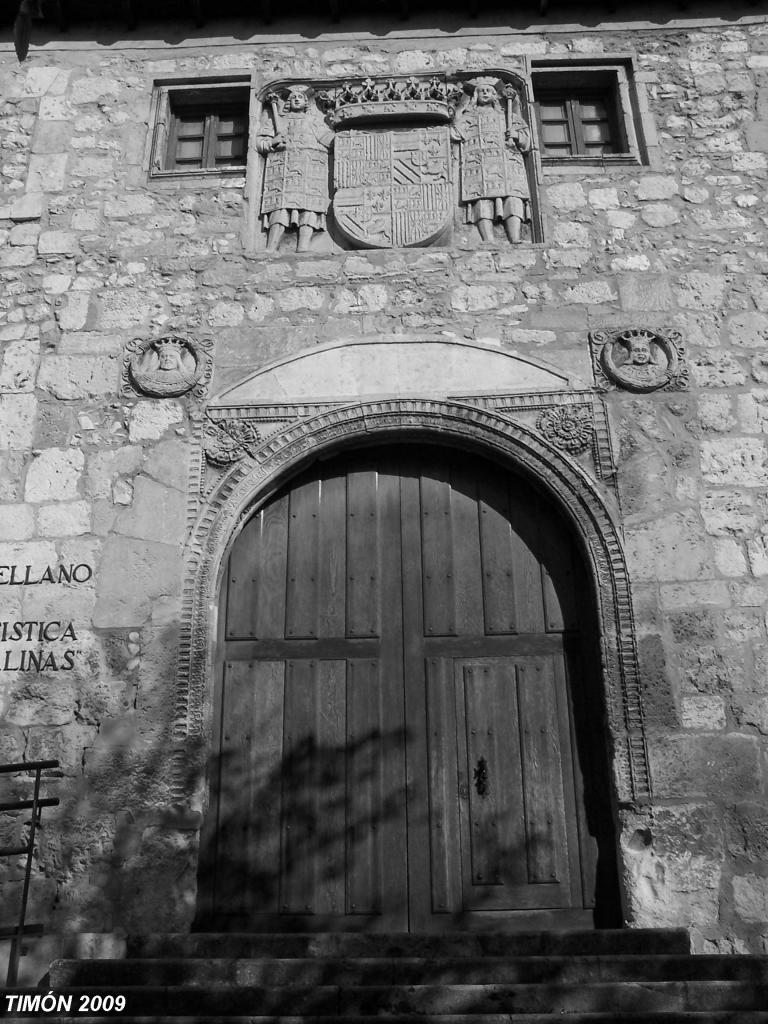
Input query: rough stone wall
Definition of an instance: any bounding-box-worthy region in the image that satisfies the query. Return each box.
[1,13,768,966]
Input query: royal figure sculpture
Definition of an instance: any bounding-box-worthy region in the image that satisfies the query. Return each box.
[256,86,334,252]
[451,78,532,244]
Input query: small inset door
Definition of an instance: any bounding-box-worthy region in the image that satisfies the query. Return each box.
[198,446,619,932]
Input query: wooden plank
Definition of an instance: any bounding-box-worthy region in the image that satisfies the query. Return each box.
[423,633,563,659]
[225,516,261,640]
[506,483,546,634]
[449,458,485,638]
[224,638,379,661]
[216,660,285,916]
[540,505,580,632]
[318,471,347,639]
[463,660,525,888]
[246,661,285,915]
[255,493,289,640]
[285,477,320,639]
[346,468,379,638]
[346,658,383,915]
[420,468,456,637]
[477,475,518,635]
[280,659,318,914]
[399,464,433,931]
[425,657,462,914]
[517,658,570,887]
[314,659,347,915]
[375,459,409,929]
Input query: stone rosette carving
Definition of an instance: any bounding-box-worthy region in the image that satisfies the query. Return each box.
[536,405,593,453]
[203,419,261,466]
[590,327,688,393]
[123,334,213,399]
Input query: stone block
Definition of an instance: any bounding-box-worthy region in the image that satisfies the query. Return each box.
[127,402,183,443]
[207,301,246,326]
[681,696,726,730]
[726,802,768,862]
[93,536,183,627]
[732,152,768,175]
[618,275,674,311]
[55,293,91,332]
[9,222,39,247]
[637,634,676,727]
[712,537,748,577]
[552,222,590,247]
[701,437,768,486]
[115,478,187,547]
[38,231,79,256]
[32,121,73,154]
[588,188,620,209]
[622,804,722,930]
[729,312,768,348]
[734,875,768,924]
[677,272,726,309]
[10,193,45,222]
[659,581,730,608]
[450,285,499,312]
[5,679,78,727]
[37,500,91,537]
[86,447,143,500]
[0,504,34,541]
[690,351,746,388]
[0,247,36,269]
[0,395,36,450]
[143,440,190,492]
[24,447,84,503]
[624,510,712,581]
[546,182,586,211]
[37,355,118,400]
[635,175,679,200]
[647,733,760,799]
[0,337,39,394]
[27,154,67,193]
[641,203,679,227]
[561,281,616,304]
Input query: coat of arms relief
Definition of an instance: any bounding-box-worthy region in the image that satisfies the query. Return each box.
[254,72,537,252]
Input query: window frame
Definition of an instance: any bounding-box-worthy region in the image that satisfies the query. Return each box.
[531,60,649,169]
[149,78,251,181]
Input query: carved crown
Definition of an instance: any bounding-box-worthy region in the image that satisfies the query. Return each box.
[319,75,462,126]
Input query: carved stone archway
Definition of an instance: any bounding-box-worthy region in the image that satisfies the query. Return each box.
[174,398,650,820]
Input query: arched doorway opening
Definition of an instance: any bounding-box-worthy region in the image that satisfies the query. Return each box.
[196,442,620,932]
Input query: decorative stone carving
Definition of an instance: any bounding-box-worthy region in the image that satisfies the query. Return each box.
[256,73,537,252]
[123,334,213,399]
[203,419,261,466]
[536,405,593,453]
[256,85,334,252]
[450,77,531,244]
[333,126,453,248]
[590,327,688,393]
[179,398,650,812]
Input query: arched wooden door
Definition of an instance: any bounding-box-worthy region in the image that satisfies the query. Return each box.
[198,445,619,932]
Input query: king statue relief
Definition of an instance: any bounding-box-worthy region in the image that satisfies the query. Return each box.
[451,77,532,244]
[257,86,334,253]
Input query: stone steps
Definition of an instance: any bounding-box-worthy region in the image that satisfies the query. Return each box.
[49,954,768,986]
[29,930,768,1022]
[117,928,692,959]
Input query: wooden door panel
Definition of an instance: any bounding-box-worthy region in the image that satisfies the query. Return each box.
[215,659,285,916]
[423,653,584,916]
[207,446,615,932]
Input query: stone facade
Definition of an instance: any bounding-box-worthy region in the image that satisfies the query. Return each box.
[2,6,768,976]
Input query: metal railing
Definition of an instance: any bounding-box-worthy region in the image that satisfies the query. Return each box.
[0,760,59,986]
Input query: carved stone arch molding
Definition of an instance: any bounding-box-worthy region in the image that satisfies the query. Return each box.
[174,398,651,814]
